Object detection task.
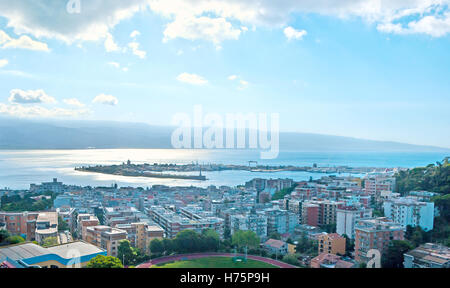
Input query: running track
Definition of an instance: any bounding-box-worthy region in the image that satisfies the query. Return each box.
[136,253,297,268]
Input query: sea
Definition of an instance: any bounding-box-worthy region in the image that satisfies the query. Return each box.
[0,149,448,190]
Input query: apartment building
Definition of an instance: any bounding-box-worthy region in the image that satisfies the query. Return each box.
[318,233,346,255]
[116,222,164,253]
[301,200,343,227]
[0,212,39,241]
[147,206,224,239]
[263,207,298,235]
[85,225,127,257]
[364,175,395,200]
[383,197,435,231]
[354,217,405,263]
[336,205,373,239]
[35,212,58,244]
[229,213,268,239]
[77,214,100,240]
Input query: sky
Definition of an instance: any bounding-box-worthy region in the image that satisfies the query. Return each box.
[0,0,449,148]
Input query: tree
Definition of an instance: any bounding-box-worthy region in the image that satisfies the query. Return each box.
[58,216,69,232]
[149,239,164,256]
[41,237,58,247]
[173,230,202,253]
[0,229,11,244]
[268,232,281,240]
[296,232,317,256]
[382,240,414,268]
[282,254,300,266]
[87,255,123,268]
[5,235,25,245]
[343,234,354,256]
[231,230,260,249]
[118,240,137,266]
[162,238,174,254]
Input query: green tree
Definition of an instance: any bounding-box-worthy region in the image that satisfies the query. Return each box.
[282,254,300,266]
[118,240,138,265]
[58,216,69,232]
[382,240,414,268]
[296,232,317,256]
[231,230,260,249]
[149,238,164,256]
[0,229,11,244]
[5,235,25,245]
[41,237,59,247]
[343,234,354,256]
[87,255,124,268]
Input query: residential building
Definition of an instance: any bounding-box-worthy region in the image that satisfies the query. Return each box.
[354,217,405,263]
[318,233,346,255]
[310,253,356,268]
[77,214,99,240]
[403,243,450,268]
[230,212,268,239]
[336,205,373,239]
[383,197,435,231]
[35,212,58,244]
[262,239,288,256]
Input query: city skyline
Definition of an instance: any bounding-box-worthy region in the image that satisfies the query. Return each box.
[0,1,449,148]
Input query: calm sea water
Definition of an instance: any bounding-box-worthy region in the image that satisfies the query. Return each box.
[0,149,447,189]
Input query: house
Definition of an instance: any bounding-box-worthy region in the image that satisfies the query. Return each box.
[310,253,356,268]
[262,239,288,256]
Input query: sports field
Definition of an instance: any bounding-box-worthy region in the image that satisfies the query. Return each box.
[153,256,277,268]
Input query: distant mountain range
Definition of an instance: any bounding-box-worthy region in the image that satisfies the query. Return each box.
[0,117,448,152]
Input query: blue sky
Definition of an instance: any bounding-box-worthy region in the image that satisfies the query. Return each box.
[0,0,449,148]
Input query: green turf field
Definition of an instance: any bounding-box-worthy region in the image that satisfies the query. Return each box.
[153,257,277,268]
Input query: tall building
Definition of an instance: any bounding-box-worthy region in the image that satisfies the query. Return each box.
[336,205,373,239]
[383,197,435,231]
[364,175,395,200]
[263,207,298,235]
[77,214,100,240]
[85,225,127,257]
[230,213,268,239]
[354,217,405,263]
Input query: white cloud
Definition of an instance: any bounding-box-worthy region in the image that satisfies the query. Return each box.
[128,41,147,58]
[8,89,56,104]
[107,62,121,69]
[0,30,49,51]
[163,16,241,46]
[0,59,8,68]
[228,75,238,80]
[0,0,449,54]
[92,94,119,106]
[130,30,141,38]
[284,26,307,41]
[0,103,90,118]
[63,98,85,108]
[0,0,147,43]
[104,32,120,52]
[177,72,208,85]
